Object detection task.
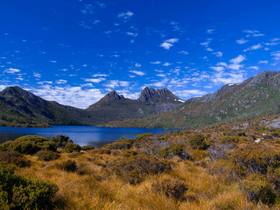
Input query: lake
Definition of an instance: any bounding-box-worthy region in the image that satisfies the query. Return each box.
[0,126,167,147]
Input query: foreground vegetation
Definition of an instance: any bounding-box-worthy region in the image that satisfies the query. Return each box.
[1,116,280,209]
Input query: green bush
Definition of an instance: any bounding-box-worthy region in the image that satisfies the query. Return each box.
[189,134,210,150]
[152,177,188,200]
[82,145,95,151]
[110,156,171,184]
[51,135,73,148]
[1,136,56,155]
[0,151,31,167]
[105,139,133,150]
[159,144,190,160]
[64,143,81,153]
[0,166,58,210]
[57,160,77,172]
[36,150,60,161]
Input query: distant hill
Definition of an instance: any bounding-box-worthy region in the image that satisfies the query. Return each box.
[107,71,280,128]
[0,86,182,127]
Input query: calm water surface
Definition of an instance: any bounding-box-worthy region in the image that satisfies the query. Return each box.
[0,126,167,147]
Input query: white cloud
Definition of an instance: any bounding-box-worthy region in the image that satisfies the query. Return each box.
[272,51,280,61]
[105,80,130,89]
[178,50,189,55]
[213,51,223,57]
[259,60,268,64]
[228,55,246,70]
[56,79,68,85]
[118,11,134,20]
[33,72,41,79]
[33,85,103,109]
[212,72,245,85]
[175,89,207,99]
[243,30,264,38]
[244,44,263,52]
[5,68,21,74]
[236,38,248,45]
[126,32,138,37]
[84,77,105,83]
[207,29,215,34]
[150,61,161,65]
[160,38,179,50]
[129,70,145,76]
[92,73,108,77]
[248,66,259,70]
[163,62,172,67]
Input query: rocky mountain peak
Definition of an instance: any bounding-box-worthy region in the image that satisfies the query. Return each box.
[97,90,126,104]
[0,86,37,100]
[138,87,180,103]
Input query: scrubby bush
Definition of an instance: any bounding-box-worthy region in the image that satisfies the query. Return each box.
[159,144,190,160]
[243,174,276,206]
[82,145,95,151]
[63,143,81,153]
[0,151,31,167]
[110,156,171,184]
[152,177,188,200]
[51,135,73,148]
[105,139,133,150]
[36,150,60,161]
[189,134,210,150]
[1,136,56,155]
[232,143,280,176]
[57,160,77,172]
[0,166,58,209]
[136,133,152,140]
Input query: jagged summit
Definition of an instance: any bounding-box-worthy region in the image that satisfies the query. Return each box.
[100,90,126,102]
[138,87,180,104]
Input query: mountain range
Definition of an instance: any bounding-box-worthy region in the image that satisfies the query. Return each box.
[1,71,280,128]
[0,86,182,127]
[108,71,280,128]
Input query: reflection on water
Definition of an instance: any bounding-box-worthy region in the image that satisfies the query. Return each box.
[0,126,167,147]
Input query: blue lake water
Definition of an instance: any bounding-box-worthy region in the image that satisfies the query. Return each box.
[0,126,167,147]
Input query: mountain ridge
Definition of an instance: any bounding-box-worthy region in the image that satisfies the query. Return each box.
[0,86,182,127]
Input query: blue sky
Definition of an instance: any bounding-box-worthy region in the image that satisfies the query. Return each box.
[0,0,280,108]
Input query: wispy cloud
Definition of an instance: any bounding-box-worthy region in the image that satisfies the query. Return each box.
[160,38,179,50]
[244,43,263,52]
[5,67,21,74]
[129,70,145,76]
[118,11,134,20]
[236,38,248,45]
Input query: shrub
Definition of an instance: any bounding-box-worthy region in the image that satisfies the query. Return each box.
[0,166,58,210]
[36,150,60,161]
[110,156,171,184]
[159,144,190,160]
[57,160,77,172]
[152,177,188,200]
[82,145,95,151]
[136,133,152,140]
[1,135,56,155]
[105,139,133,150]
[232,143,280,176]
[64,143,81,153]
[0,151,31,167]
[51,135,73,148]
[243,174,276,206]
[189,134,210,150]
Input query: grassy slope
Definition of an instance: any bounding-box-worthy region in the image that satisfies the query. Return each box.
[7,115,280,209]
